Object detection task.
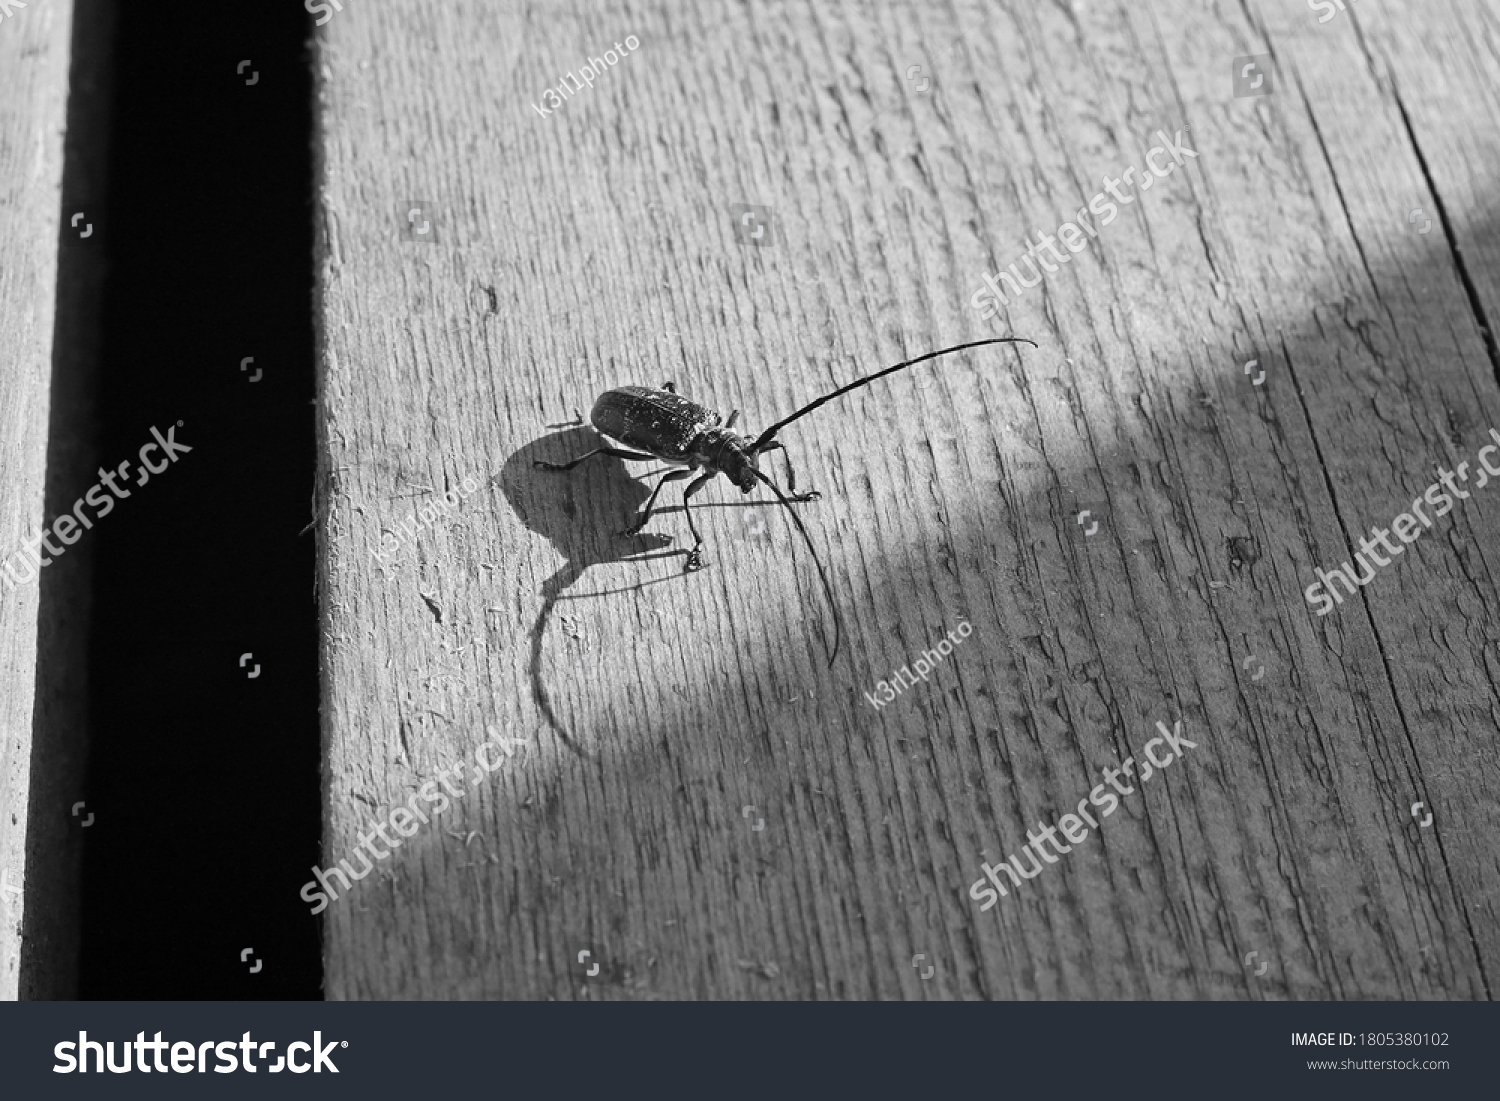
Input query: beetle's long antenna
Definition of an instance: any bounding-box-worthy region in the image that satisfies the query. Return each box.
[751,468,840,667]
[749,337,1036,453]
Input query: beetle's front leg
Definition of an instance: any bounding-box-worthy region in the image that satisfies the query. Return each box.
[621,468,691,537]
[679,472,717,570]
[757,441,820,502]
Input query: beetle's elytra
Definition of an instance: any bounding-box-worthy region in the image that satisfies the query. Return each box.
[589,387,738,472]
[535,337,1037,665]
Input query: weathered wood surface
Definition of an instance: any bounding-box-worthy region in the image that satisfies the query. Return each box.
[0,0,77,1000]
[312,0,1500,999]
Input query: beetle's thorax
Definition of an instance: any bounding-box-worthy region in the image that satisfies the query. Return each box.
[690,426,758,492]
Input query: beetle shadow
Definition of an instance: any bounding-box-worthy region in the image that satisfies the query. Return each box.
[499,427,678,757]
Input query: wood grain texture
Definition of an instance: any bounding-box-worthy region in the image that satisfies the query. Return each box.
[312,0,1500,999]
[0,0,75,1001]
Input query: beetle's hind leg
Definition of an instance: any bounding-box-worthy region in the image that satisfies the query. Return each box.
[534,446,656,472]
[757,441,820,502]
[680,472,717,570]
[621,468,691,537]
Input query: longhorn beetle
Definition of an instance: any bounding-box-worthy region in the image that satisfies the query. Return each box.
[534,337,1037,665]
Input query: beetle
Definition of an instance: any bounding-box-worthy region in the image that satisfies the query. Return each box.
[534,337,1037,665]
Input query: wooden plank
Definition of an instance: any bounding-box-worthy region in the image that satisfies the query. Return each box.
[0,0,79,1000]
[312,0,1500,998]
[1269,0,1500,991]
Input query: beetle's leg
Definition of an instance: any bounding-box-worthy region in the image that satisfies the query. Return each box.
[533,446,656,472]
[757,441,819,502]
[620,468,691,536]
[760,440,795,490]
[724,409,740,429]
[661,381,677,393]
[680,472,717,571]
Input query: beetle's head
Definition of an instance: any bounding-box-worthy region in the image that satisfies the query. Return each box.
[721,441,759,493]
[698,427,760,492]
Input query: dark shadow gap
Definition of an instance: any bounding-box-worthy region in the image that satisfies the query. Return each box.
[57,1,323,998]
